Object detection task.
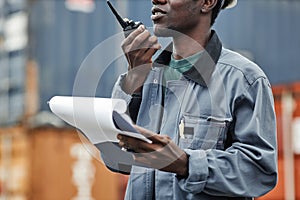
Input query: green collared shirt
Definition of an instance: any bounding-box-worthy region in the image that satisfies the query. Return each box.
[163,51,204,83]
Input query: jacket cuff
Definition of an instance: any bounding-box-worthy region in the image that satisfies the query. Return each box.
[177,149,209,194]
[111,73,132,105]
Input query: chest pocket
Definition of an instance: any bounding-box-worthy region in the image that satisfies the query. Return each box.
[179,114,232,150]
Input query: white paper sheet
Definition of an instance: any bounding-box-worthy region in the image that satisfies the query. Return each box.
[48,96,151,144]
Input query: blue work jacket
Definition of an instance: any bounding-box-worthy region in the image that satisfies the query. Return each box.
[105,31,277,200]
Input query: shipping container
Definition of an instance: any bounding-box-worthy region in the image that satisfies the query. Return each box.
[0,125,128,200]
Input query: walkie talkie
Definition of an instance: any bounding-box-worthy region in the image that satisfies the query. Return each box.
[107,0,143,37]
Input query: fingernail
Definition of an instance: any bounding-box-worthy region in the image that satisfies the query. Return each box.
[139,25,145,31]
[117,134,122,140]
[153,43,161,50]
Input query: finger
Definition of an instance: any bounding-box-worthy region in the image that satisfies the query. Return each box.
[134,40,161,62]
[132,49,155,64]
[151,42,162,50]
[122,25,146,47]
[133,125,163,143]
[129,30,152,51]
[142,43,161,60]
[118,134,158,153]
[117,134,143,151]
[136,35,159,50]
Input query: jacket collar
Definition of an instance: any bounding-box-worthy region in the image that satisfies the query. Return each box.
[154,30,222,86]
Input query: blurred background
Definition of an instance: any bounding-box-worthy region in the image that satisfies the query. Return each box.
[0,0,299,199]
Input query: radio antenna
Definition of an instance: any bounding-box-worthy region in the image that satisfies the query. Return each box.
[107,0,127,29]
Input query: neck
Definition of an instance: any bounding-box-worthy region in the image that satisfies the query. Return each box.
[172,28,211,60]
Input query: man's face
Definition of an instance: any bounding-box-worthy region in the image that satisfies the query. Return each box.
[151,0,201,37]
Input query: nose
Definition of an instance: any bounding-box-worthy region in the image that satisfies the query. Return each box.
[152,0,167,5]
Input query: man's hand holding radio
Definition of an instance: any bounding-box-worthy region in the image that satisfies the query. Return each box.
[121,25,161,94]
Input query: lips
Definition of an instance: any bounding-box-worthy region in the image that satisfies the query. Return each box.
[151,6,166,21]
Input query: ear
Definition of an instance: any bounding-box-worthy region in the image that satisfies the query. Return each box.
[201,0,218,13]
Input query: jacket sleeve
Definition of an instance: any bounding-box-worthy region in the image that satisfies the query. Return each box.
[177,77,278,197]
[112,73,142,123]
[111,73,133,104]
[99,74,142,174]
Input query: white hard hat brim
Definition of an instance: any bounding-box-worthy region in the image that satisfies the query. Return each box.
[224,0,237,9]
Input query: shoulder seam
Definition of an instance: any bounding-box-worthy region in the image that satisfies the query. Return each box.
[217,60,266,86]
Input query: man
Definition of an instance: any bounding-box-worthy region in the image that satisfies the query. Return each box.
[101,0,278,199]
